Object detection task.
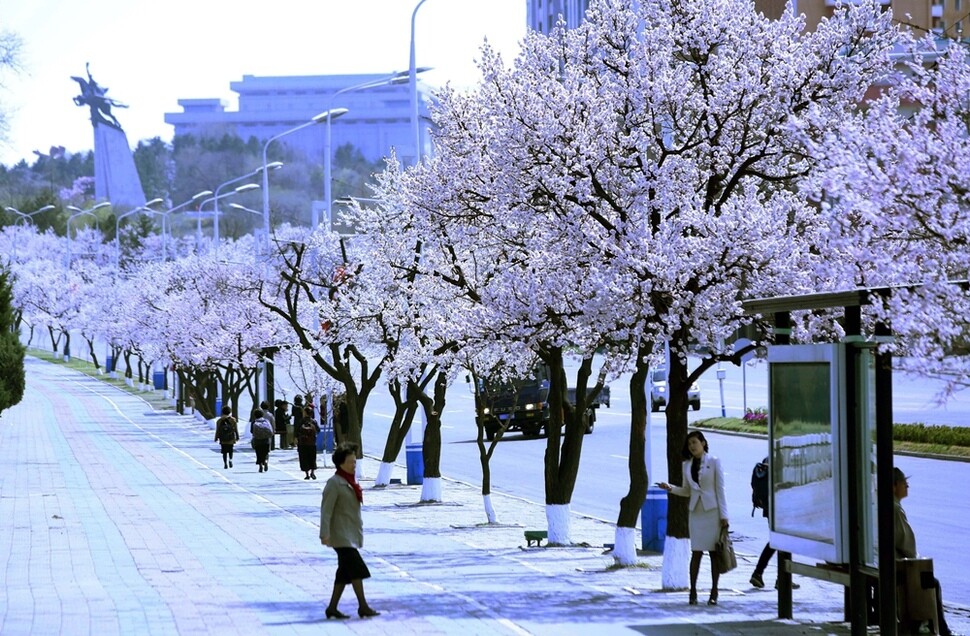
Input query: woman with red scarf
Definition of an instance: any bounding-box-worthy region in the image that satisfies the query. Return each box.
[319,443,380,619]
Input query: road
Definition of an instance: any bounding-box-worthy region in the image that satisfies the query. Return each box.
[360,359,970,608]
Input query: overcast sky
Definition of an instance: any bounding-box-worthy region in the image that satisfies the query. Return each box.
[0,0,527,166]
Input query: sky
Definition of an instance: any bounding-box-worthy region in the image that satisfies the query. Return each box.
[0,0,528,166]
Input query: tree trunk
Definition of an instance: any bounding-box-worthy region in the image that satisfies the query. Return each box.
[614,349,651,565]
[415,371,446,502]
[85,337,101,373]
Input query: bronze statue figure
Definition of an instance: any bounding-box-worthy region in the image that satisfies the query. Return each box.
[71,63,127,129]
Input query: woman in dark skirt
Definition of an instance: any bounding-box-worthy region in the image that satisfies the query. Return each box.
[320,443,379,619]
[297,409,319,480]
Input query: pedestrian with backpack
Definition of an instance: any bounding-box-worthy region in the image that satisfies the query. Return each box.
[251,409,274,473]
[214,406,239,469]
[298,407,320,480]
[749,454,799,590]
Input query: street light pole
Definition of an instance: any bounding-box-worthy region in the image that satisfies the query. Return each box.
[114,198,163,270]
[212,163,281,254]
[65,202,110,268]
[411,0,430,166]
[262,109,346,250]
[158,190,212,261]
[6,205,55,260]
[196,183,261,251]
[323,72,420,229]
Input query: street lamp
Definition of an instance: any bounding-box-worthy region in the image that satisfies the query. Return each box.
[411,0,431,165]
[115,198,163,270]
[262,108,347,248]
[213,162,282,253]
[193,183,261,251]
[65,201,110,268]
[322,71,425,227]
[158,190,212,261]
[6,205,56,260]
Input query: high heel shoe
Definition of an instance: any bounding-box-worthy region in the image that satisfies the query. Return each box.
[325,607,349,620]
[358,607,381,618]
[688,591,698,605]
[708,591,718,606]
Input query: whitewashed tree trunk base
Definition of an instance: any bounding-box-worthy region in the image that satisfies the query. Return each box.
[483,494,498,524]
[662,537,691,590]
[612,526,638,566]
[546,504,572,545]
[420,477,442,502]
[374,462,394,487]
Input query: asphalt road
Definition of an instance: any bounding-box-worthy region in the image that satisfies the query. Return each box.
[360,360,970,609]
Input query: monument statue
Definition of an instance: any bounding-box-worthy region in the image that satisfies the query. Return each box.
[71,63,127,129]
[70,63,145,209]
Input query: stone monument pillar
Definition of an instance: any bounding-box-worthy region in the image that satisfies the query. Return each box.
[71,64,146,209]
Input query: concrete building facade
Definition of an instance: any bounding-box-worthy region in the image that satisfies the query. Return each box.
[164,73,434,166]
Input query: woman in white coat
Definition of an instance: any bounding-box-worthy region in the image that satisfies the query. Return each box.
[658,430,730,605]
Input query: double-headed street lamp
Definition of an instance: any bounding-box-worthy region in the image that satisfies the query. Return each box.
[65,201,110,268]
[194,183,261,250]
[262,108,348,246]
[6,205,56,259]
[322,71,426,228]
[213,163,282,253]
[115,198,163,270]
[158,190,213,261]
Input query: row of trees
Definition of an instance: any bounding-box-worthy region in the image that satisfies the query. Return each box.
[3,0,969,584]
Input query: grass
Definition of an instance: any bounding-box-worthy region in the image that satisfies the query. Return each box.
[695,417,970,460]
[27,348,179,414]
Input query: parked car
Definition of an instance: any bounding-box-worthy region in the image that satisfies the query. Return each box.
[650,369,701,412]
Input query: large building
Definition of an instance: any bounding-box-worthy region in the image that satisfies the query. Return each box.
[164,73,434,166]
[527,0,950,36]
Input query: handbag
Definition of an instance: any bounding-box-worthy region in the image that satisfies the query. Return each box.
[715,526,737,574]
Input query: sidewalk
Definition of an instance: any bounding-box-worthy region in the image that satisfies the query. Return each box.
[1,357,966,635]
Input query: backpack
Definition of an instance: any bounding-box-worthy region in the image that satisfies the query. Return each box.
[252,417,274,440]
[751,456,769,516]
[298,424,317,446]
[218,417,236,439]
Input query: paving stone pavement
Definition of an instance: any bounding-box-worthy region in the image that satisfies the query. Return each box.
[2,357,967,635]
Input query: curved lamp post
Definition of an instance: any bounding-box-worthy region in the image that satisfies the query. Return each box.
[7,205,56,259]
[411,0,430,166]
[322,70,427,228]
[195,183,260,250]
[213,162,282,253]
[65,202,110,268]
[262,108,348,248]
[115,198,163,270]
[158,190,213,261]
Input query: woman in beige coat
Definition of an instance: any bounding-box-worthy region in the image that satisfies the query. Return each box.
[658,430,730,606]
[319,443,379,619]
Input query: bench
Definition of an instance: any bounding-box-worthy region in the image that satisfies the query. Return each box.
[524,530,548,547]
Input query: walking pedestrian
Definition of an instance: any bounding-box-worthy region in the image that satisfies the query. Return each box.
[214,406,239,469]
[274,399,290,449]
[320,443,380,620]
[250,409,274,473]
[749,454,799,590]
[658,430,729,606]
[298,411,320,480]
[260,401,276,451]
[291,395,304,450]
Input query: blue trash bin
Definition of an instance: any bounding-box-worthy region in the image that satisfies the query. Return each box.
[641,487,668,553]
[317,428,335,453]
[406,443,424,485]
[153,371,165,390]
[214,398,223,416]
[105,355,114,374]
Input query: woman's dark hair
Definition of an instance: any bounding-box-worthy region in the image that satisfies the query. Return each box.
[332,442,359,467]
[253,409,263,419]
[221,406,232,416]
[294,395,303,405]
[681,430,709,459]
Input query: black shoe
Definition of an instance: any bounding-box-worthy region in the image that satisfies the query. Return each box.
[774,580,800,590]
[228,460,232,468]
[688,591,698,605]
[325,607,349,620]
[750,573,765,588]
[311,472,317,480]
[358,607,380,618]
[305,475,310,480]
[259,464,264,473]
[708,591,718,606]
[224,463,228,469]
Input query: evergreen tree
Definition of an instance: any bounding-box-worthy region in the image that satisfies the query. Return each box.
[0,265,26,415]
